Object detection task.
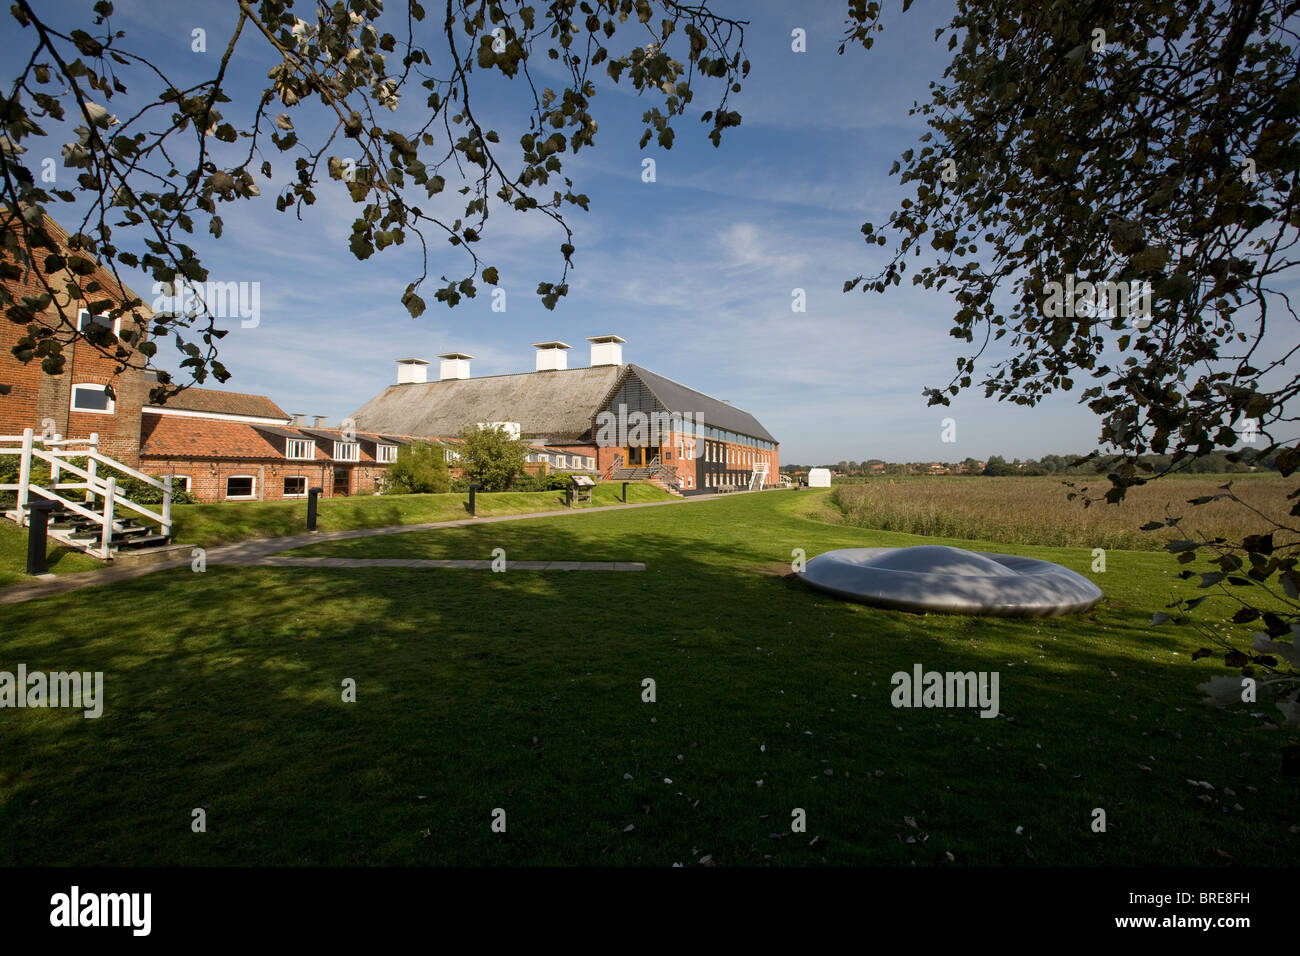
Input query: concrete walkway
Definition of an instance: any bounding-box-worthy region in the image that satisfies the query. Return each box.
[0,491,743,605]
[247,557,645,571]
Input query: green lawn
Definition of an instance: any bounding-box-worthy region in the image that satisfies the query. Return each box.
[0,482,674,583]
[169,481,673,547]
[0,520,102,587]
[0,489,1293,866]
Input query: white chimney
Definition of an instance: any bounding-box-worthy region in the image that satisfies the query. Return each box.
[396,357,430,384]
[533,340,571,372]
[587,334,626,367]
[312,415,328,428]
[438,351,473,381]
[291,413,308,426]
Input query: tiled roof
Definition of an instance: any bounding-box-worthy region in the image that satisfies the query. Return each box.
[148,386,289,420]
[140,416,283,460]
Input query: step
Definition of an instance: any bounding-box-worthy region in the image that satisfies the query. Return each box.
[115,533,171,550]
[108,541,191,568]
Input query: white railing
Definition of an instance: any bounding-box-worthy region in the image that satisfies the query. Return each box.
[749,461,769,491]
[1,428,171,556]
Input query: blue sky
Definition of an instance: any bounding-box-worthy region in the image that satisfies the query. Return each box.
[1,0,1215,463]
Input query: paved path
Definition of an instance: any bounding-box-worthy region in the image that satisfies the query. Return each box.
[0,491,746,605]
[247,557,645,571]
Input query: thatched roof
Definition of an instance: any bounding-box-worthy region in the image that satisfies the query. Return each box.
[350,363,779,445]
[351,365,625,442]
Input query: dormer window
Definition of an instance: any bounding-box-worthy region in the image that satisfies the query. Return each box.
[333,441,360,461]
[376,443,398,463]
[286,439,314,460]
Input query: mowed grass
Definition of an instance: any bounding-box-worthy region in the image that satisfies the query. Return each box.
[0,520,102,587]
[0,483,673,585]
[831,474,1294,551]
[169,481,673,547]
[0,489,1294,866]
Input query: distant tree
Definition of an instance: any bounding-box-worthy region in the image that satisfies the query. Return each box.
[384,440,450,494]
[457,424,527,491]
[982,455,1016,477]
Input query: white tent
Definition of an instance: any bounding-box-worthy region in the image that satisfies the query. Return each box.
[807,468,832,488]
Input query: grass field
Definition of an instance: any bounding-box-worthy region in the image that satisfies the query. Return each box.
[830,474,1293,551]
[0,489,1294,866]
[0,483,674,584]
[168,481,674,547]
[0,521,103,587]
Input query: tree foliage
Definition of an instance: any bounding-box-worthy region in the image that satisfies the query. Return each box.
[384,438,450,494]
[0,0,748,400]
[456,423,527,490]
[844,0,1300,728]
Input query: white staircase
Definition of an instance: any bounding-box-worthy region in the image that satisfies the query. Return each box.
[1,428,173,559]
[749,461,769,491]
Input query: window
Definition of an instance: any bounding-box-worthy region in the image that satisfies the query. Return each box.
[70,383,114,414]
[444,448,459,463]
[76,308,119,336]
[333,441,360,461]
[226,475,256,499]
[287,439,314,460]
[376,444,398,463]
[170,475,191,494]
[283,476,308,497]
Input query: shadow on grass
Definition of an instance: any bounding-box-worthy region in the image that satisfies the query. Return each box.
[0,497,1294,867]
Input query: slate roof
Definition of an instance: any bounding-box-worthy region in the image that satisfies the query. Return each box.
[626,364,777,444]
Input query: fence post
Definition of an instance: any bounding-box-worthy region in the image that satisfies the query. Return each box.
[162,474,173,537]
[622,481,629,503]
[16,427,33,524]
[48,433,62,487]
[85,432,99,505]
[101,476,116,557]
[468,483,479,516]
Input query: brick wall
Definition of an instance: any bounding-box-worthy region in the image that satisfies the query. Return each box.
[1,217,151,464]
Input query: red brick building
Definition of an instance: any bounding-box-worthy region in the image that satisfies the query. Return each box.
[352,338,780,493]
[5,214,778,505]
[0,213,152,465]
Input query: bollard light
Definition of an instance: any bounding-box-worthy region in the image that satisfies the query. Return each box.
[26,499,57,575]
[307,487,323,531]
